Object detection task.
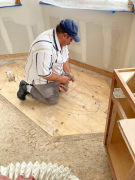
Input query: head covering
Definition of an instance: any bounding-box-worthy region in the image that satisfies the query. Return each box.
[60,19,80,42]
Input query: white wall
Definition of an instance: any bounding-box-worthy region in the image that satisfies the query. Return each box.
[0,0,135,72]
[0,0,44,54]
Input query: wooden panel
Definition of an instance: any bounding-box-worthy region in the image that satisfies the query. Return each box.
[69,58,113,78]
[104,72,117,145]
[104,68,135,180]
[118,118,135,161]
[119,71,135,83]
[111,113,123,142]
[119,98,135,119]
[118,68,135,73]
[127,74,135,93]
[115,70,135,113]
[112,95,127,119]
[105,147,117,180]
[0,59,110,136]
[127,163,135,180]
[107,104,117,145]
[107,141,134,180]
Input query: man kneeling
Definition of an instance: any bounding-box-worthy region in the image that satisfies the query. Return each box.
[17,19,80,104]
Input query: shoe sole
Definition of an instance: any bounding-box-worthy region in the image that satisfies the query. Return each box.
[17,80,28,100]
[17,91,26,100]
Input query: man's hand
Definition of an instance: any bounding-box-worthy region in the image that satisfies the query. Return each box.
[44,72,70,84]
[63,60,75,81]
[43,72,74,84]
[61,76,71,84]
[69,72,75,82]
[65,72,75,82]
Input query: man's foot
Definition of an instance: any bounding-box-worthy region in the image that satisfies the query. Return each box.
[17,80,29,100]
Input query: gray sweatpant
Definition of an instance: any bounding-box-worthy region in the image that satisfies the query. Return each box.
[30,81,61,104]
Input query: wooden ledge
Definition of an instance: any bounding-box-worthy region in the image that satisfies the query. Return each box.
[69,58,112,78]
[0,53,28,60]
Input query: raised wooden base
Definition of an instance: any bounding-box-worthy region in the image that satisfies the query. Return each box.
[0,59,110,136]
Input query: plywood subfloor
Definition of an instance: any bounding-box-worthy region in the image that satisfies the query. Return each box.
[0,59,110,136]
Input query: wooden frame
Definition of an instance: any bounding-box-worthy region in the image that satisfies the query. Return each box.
[104,68,135,180]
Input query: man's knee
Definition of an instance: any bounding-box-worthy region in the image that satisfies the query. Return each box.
[48,96,59,105]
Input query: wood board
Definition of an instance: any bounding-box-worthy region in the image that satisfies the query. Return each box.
[0,59,110,136]
[119,71,135,83]
[104,68,135,180]
[107,141,133,180]
[118,118,135,161]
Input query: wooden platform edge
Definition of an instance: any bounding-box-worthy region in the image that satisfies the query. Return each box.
[69,58,113,78]
[0,53,28,60]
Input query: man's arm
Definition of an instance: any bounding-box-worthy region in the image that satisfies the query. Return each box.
[63,60,74,81]
[63,60,72,73]
[43,72,70,84]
